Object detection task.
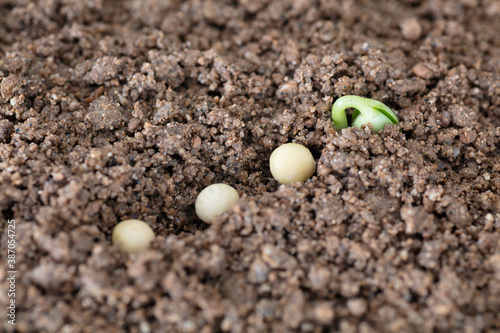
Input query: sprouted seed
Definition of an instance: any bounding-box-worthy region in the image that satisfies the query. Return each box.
[331,95,399,133]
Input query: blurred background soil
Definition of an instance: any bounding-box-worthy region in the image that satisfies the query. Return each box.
[0,0,499,332]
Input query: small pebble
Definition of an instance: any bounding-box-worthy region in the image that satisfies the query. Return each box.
[112,219,155,253]
[270,143,316,184]
[313,302,335,324]
[400,17,422,41]
[195,183,239,224]
[347,298,367,317]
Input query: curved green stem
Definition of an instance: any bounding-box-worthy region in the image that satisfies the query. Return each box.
[331,95,399,133]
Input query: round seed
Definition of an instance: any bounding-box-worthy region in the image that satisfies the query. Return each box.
[195,183,239,224]
[112,219,155,253]
[270,143,316,184]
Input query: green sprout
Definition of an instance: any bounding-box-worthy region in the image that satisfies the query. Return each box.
[331,95,399,133]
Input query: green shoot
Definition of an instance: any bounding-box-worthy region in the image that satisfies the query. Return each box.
[331,95,399,133]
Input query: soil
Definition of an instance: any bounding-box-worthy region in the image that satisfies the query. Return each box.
[0,0,499,332]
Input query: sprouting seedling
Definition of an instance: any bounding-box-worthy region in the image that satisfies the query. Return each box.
[331,95,399,133]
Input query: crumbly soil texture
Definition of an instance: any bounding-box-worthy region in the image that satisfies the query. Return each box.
[0,0,500,332]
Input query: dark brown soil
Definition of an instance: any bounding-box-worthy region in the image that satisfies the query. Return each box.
[1,0,500,332]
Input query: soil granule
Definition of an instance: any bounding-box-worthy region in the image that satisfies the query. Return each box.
[0,0,500,332]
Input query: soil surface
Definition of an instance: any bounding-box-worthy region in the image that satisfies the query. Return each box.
[1,0,500,332]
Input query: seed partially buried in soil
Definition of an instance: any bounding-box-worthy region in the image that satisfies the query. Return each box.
[270,143,316,184]
[112,219,155,253]
[195,183,240,224]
